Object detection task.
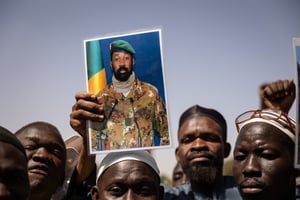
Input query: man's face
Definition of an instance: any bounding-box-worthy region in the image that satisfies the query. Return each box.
[176,116,226,185]
[233,122,294,200]
[17,126,66,196]
[172,162,189,186]
[92,160,162,200]
[0,142,30,199]
[111,51,134,82]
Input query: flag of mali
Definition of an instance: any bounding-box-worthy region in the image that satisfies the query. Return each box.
[87,40,107,94]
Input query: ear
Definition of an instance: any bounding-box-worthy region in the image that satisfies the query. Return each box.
[110,61,113,69]
[223,142,231,158]
[159,185,164,200]
[91,185,100,200]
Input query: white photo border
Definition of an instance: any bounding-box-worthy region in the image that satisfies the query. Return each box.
[83,27,172,154]
[293,37,300,168]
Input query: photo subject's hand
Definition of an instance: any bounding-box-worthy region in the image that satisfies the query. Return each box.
[70,91,105,137]
[259,79,296,113]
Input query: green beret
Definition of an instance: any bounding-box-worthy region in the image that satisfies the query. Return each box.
[110,39,136,55]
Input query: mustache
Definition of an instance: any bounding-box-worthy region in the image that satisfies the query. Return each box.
[239,178,265,189]
[187,151,217,161]
[117,66,128,73]
[28,164,49,172]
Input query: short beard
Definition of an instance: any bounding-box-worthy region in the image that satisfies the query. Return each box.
[186,165,218,187]
[114,66,133,82]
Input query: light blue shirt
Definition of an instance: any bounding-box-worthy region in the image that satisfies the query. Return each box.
[162,176,242,200]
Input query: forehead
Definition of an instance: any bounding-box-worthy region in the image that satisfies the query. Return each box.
[173,163,182,171]
[18,126,64,146]
[178,116,223,137]
[173,165,183,173]
[236,122,290,147]
[112,51,133,57]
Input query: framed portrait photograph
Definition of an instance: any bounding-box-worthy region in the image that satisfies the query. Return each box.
[83,28,172,154]
[293,37,300,167]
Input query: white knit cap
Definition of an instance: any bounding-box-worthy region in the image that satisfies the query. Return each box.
[96,150,160,182]
[236,109,296,143]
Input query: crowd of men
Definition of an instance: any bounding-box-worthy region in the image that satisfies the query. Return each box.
[0,39,298,200]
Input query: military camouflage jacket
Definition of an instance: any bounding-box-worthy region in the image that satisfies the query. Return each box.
[91,77,169,150]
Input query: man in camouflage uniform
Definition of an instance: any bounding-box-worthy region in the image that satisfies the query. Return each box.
[92,39,169,150]
[71,39,169,151]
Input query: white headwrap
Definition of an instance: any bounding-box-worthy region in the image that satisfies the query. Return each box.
[96,150,160,182]
[236,109,296,143]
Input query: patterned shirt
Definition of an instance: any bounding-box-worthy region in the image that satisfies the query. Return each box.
[90,77,169,150]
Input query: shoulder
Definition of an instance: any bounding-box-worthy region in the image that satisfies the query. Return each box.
[96,84,114,98]
[223,176,238,188]
[220,176,242,199]
[162,183,194,199]
[137,79,159,93]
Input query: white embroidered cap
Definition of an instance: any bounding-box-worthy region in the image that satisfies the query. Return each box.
[96,150,160,182]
